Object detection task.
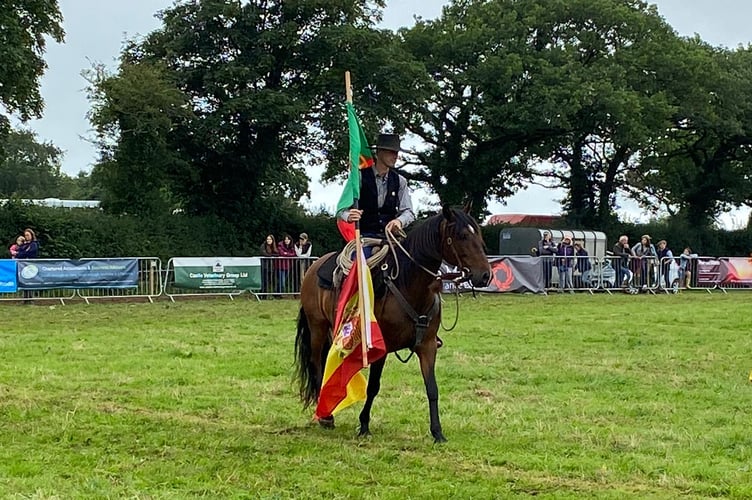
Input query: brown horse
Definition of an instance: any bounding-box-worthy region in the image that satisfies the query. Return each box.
[294,206,491,442]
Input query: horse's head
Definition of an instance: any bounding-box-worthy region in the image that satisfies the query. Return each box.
[440,206,492,288]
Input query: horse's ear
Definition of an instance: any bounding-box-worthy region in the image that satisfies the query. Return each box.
[463,199,473,214]
[442,205,455,222]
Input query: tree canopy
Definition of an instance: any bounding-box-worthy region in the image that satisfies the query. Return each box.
[0,128,95,200]
[85,0,752,229]
[0,0,64,137]
[89,0,424,229]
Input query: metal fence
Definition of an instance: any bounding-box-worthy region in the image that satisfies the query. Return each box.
[163,257,250,302]
[536,255,724,294]
[162,256,317,302]
[2,253,750,304]
[77,257,163,303]
[0,257,162,304]
[256,256,316,300]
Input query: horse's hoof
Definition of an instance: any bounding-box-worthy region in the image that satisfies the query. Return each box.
[358,428,371,438]
[318,416,335,429]
[433,433,448,444]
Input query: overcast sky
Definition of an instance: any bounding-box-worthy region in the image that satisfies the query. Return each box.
[21,0,752,227]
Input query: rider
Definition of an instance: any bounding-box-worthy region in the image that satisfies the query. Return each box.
[339,133,415,238]
[338,134,446,348]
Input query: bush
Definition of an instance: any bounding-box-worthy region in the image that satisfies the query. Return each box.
[2,201,750,262]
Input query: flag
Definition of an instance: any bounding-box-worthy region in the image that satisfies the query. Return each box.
[315,248,386,419]
[336,102,374,241]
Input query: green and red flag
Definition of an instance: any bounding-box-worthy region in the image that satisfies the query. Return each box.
[314,247,386,419]
[336,102,374,241]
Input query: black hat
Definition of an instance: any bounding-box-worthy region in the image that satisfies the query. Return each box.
[373,133,402,152]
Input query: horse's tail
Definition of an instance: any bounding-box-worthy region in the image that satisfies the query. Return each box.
[294,306,322,408]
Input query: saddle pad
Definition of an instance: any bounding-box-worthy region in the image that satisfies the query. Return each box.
[316,253,339,290]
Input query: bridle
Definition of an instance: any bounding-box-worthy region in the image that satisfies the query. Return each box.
[383,219,474,286]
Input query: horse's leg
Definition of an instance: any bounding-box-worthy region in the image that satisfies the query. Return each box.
[358,355,386,437]
[295,306,334,428]
[309,317,335,429]
[417,344,446,443]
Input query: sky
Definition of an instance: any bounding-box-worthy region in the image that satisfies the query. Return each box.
[21,0,752,227]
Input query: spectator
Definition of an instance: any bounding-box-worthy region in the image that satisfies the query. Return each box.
[9,235,25,258]
[612,235,633,287]
[295,233,312,258]
[632,234,656,287]
[295,233,313,287]
[656,240,674,289]
[679,247,697,288]
[537,231,557,288]
[276,234,296,295]
[555,235,575,293]
[573,242,591,288]
[16,228,39,259]
[260,234,278,298]
[16,228,39,303]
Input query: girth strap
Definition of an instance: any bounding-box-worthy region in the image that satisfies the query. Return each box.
[384,277,441,352]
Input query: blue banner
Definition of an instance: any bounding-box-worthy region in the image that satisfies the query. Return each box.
[17,259,139,290]
[0,260,17,293]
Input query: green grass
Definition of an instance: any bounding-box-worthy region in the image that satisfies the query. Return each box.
[1,293,751,498]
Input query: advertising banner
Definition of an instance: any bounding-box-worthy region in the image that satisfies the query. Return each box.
[17,259,139,290]
[719,257,752,285]
[172,257,261,291]
[0,260,17,293]
[480,257,545,294]
[695,259,721,286]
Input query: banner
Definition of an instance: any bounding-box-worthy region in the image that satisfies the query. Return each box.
[696,259,721,286]
[719,257,752,284]
[0,260,17,293]
[484,257,545,293]
[17,259,139,290]
[172,257,261,290]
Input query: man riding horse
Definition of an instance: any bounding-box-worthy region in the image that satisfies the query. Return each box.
[336,133,444,348]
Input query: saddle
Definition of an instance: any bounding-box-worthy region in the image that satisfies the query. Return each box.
[316,238,391,298]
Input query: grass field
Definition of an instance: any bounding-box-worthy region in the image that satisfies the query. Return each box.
[1,292,751,498]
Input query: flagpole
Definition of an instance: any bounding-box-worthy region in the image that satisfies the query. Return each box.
[345,71,370,369]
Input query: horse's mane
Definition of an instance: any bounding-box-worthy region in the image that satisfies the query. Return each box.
[390,208,480,288]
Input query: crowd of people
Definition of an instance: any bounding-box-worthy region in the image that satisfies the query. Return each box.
[537,232,695,292]
[7,228,39,259]
[259,232,313,298]
[612,234,694,290]
[536,232,592,293]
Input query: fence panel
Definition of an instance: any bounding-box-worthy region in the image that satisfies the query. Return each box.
[75,257,162,303]
[0,258,157,304]
[164,256,317,301]
[715,257,752,292]
[691,257,720,293]
[258,256,316,299]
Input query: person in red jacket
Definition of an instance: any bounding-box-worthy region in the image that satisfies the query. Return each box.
[276,234,296,295]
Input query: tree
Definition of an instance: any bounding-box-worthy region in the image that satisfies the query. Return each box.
[87,61,192,215]
[529,0,679,227]
[0,128,65,198]
[57,170,101,200]
[0,0,64,137]
[93,0,424,229]
[395,0,631,217]
[629,42,752,227]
